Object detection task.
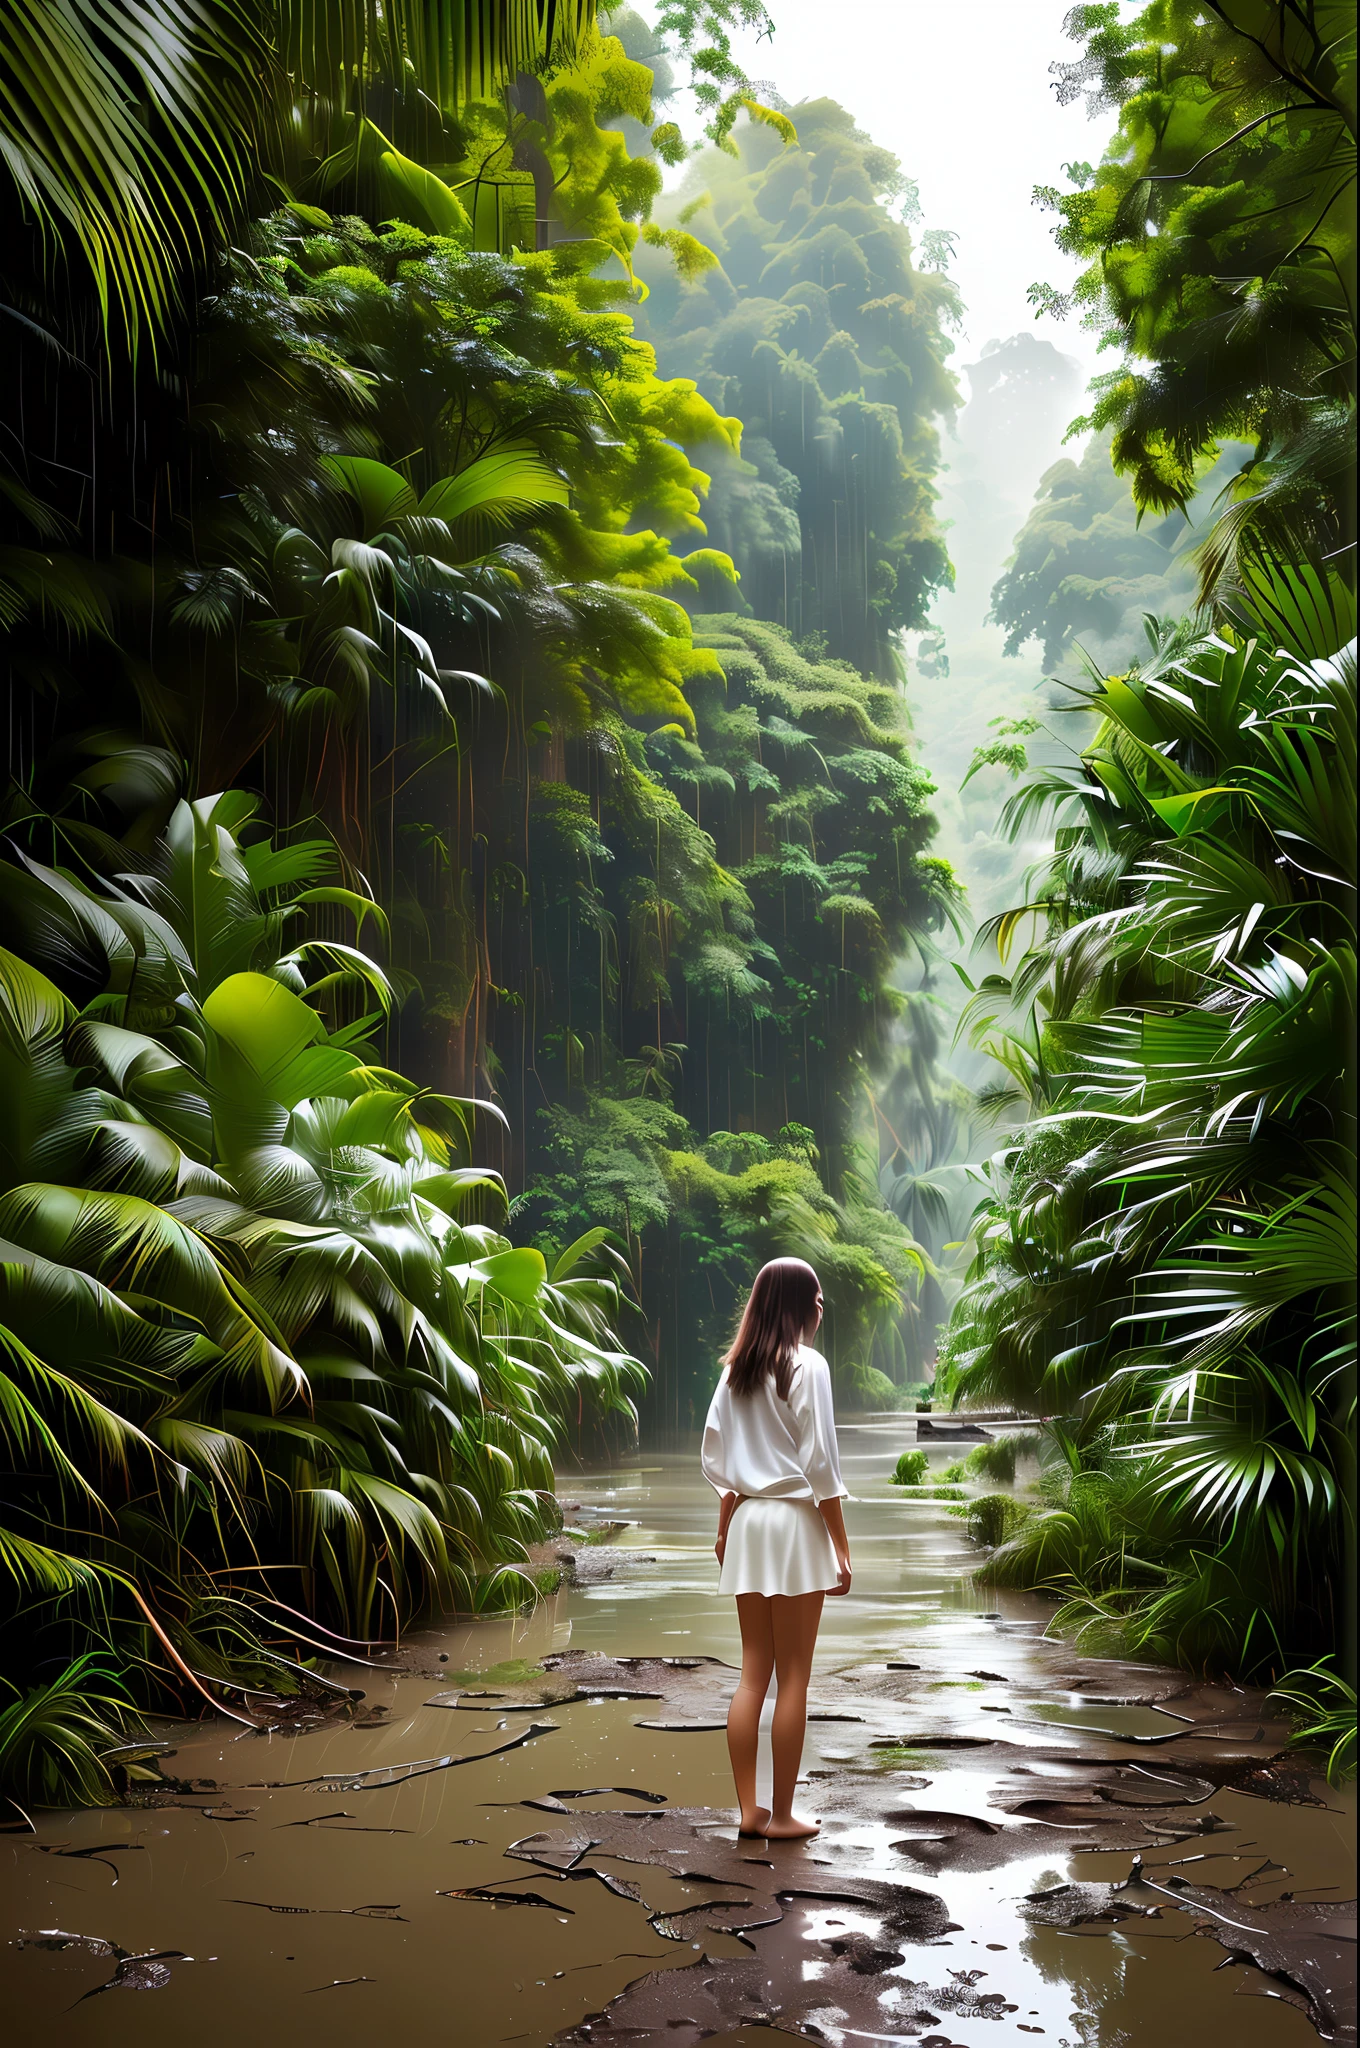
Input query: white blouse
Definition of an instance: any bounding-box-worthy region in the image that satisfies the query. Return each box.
[701,1345,848,1505]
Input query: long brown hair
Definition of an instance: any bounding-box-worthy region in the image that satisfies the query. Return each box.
[723,1258,821,1400]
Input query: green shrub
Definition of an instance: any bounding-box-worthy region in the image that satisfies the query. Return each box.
[940,612,1355,1687]
[1269,1660,1357,1784]
[841,1364,902,1411]
[962,1493,1032,1547]
[963,1444,1298,1676]
[964,1436,1020,1483]
[0,797,642,1809]
[891,1449,929,1486]
[0,1657,132,1811]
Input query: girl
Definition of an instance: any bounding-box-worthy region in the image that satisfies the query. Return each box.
[701,1257,851,1839]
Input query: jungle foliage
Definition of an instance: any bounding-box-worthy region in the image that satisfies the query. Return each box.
[633,90,962,677]
[517,613,956,1426]
[990,430,1227,671]
[5,0,1352,1802]
[940,2,1356,1711]
[614,80,986,1352]
[1031,0,1355,605]
[0,0,961,1801]
[0,794,639,1804]
[943,567,1356,1680]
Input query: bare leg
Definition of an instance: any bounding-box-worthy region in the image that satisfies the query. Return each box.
[764,1590,824,1838]
[728,1593,775,1835]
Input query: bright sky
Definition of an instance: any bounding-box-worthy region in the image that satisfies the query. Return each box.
[665,0,1113,388]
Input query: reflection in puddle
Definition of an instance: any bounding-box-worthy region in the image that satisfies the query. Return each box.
[1023,1699,1196,1739]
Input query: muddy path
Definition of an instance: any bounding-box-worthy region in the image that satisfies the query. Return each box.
[3,1418,1354,2046]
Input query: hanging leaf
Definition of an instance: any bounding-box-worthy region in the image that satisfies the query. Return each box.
[418,446,569,527]
[324,457,417,538]
[1223,556,1358,663]
[458,1248,547,1302]
[378,147,472,240]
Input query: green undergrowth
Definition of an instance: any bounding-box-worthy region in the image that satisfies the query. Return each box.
[965,1436,1039,1483]
[895,1436,1040,1491]
[955,1430,1356,1692]
[0,796,639,1810]
[951,1494,1034,1547]
[1268,1660,1357,1785]
[0,1658,137,1814]
[940,591,1356,1691]
[938,1438,1041,1487]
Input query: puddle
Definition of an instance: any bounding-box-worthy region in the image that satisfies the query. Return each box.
[1023,1700,1198,1740]
[1,1419,1352,2046]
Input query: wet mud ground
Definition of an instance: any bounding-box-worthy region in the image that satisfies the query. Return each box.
[3,1418,1354,2046]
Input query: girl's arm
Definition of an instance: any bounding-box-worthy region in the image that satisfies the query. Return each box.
[715,1489,741,1563]
[818,1495,852,1595]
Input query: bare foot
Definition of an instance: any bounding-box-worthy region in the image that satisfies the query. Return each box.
[738,1805,770,1838]
[763,1813,820,1839]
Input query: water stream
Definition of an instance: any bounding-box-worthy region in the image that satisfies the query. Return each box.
[3,1419,1354,2045]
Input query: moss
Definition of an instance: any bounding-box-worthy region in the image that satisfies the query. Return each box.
[563,1522,627,1545]
[444,1657,548,1687]
[868,1744,932,1770]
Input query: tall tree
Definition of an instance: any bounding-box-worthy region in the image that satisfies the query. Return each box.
[634,93,961,678]
[519,613,953,1423]
[1030,0,1356,604]
[990,431,1236,671]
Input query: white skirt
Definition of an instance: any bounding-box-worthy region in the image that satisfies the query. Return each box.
[719,1496,840,1597]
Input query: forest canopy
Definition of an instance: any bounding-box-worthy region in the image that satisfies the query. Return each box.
[1032,0,1355,603]
[634,88,962,675]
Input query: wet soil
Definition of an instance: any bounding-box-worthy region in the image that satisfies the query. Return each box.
[2,1418,1354,2045]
